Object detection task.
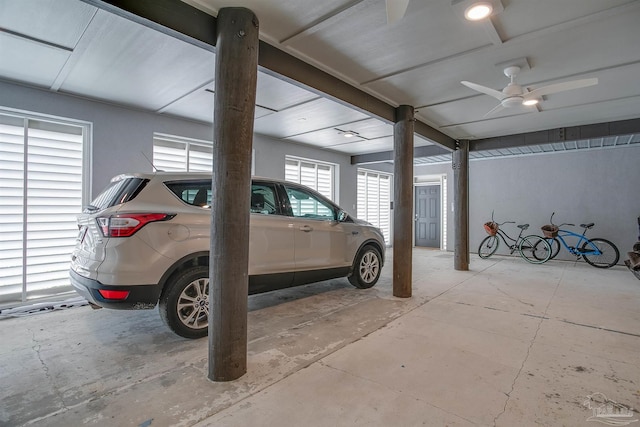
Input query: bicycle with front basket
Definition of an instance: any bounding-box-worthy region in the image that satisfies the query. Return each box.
[536,212,620,268]
[478,212,551,264]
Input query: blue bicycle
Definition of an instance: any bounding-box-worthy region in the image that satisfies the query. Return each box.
[537,213,620,268]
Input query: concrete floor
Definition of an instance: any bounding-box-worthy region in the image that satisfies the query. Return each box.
[1,249,639,427]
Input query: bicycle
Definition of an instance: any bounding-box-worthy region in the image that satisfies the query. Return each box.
[537,212,620,268]
[478,212,551,264]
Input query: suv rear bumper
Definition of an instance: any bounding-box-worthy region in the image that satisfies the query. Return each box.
[70,269,161,310]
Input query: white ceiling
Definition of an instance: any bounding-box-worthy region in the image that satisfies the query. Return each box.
[1,0,639,161]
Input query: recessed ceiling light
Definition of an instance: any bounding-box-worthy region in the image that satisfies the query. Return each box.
[522,98,539,106]
[464,2,493,20]
[452,0,503,22]
[335,128,360,138]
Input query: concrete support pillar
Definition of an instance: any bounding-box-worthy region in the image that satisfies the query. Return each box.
[393,105,414,298]
[452,140,469,271]
[209,8,259,382]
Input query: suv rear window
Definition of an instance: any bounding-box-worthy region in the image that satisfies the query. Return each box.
[86,177,147,212]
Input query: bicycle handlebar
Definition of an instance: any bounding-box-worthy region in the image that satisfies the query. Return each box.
[487,212,519,227]
[549,212,578,228]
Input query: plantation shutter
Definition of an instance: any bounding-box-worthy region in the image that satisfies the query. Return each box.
[356,169,391,244]
[357,171,366,219]
[284,158,300,183]
[284,157,335,201]
[378,174,391,243]
[153,138,187,171]
[0,113,85,304]
[153,134,213,172]
[0,115,25,303]
[188,143,214,172]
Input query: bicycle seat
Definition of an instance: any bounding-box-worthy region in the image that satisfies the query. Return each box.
[580,223,594,229]
[517,224,529,230]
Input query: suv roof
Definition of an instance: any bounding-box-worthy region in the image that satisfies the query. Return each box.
[110,172,291,184]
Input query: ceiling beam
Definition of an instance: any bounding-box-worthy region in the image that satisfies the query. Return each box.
[80,0,456,151]
[351,145,451,165]
[414,121,455,151]
[79,0,217,51]
[471,118,640,151]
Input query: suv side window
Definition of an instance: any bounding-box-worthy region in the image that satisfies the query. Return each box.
[251,183,278,215]
[165,181,211,207]
[283,185,335,220]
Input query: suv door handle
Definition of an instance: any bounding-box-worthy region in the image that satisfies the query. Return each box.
[299,225,313,232]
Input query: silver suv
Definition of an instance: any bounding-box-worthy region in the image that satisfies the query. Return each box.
[70,172,385,338]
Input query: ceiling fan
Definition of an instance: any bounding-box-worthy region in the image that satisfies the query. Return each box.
[461,66,598,116]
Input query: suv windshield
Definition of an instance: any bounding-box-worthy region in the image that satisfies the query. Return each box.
[86,177,147,212]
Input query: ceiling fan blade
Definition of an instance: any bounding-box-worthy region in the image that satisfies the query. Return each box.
[525,77,598,99]
[461,81,505,100]
[483,103,504,117]
[386,0,411,24]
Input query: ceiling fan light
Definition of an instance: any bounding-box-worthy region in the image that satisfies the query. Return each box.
[464,2,493,20]
[501,97,523,108]
[522,98,539,106]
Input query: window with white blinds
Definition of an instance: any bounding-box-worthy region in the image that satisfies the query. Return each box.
[153,134,213,172]
[0,112,87,305]
[357,169,391,244]
[153,134,256,174]
[284,157,335,201]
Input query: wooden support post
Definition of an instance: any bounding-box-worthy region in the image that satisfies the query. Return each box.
[209,7,259,382]
[393,105,414,298]
[453,140,469,271]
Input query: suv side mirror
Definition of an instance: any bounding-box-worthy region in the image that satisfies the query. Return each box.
[337,210,349,222]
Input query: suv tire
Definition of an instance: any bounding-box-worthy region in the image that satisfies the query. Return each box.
[348,245,382,289]
[159,266,210,339]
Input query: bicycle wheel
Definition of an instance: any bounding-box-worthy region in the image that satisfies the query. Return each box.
[547,237,561,259]
[581,238,619,268]
[533,238,555,262]
[518,235,551,264]
[478,235,499,258]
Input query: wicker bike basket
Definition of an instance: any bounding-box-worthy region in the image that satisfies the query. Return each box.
[541,224,559,238]
[484,222,499,236]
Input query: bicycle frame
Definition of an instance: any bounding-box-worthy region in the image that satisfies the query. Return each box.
[554,228,603,256]
[494,227,526,254]
[541,212,618,268]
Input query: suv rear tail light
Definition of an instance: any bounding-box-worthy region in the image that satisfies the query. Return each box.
[97,213,175,237]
